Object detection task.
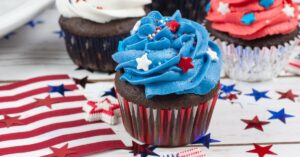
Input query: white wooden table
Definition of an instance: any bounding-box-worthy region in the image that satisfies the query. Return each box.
[1,8,300,157]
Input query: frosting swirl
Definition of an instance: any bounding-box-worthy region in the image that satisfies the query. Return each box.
[113,11,222,98]
[56,0,151,23]
[206,0,299,40]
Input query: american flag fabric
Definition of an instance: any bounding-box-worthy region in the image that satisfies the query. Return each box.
[0,74,125,157]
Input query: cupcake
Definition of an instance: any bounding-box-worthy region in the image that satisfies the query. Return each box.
[206,0,300,81]
[149,0,210,22]
[113,11,222,146]
[56,0,151,72]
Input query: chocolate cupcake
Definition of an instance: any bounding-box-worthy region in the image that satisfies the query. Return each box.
[56,0,151,72]
[113,11,222,146]
[206,0,300,81]
[149,0,210,22]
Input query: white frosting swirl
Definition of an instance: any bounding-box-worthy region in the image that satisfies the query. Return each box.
[56,0,151,23]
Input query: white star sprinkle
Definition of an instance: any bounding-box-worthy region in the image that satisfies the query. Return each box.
[266,20,270,24]
[131,20,141,34]
[217,2,230,15]
[207,48,219,61]
[282,4,295,17]
[136,53,152,71]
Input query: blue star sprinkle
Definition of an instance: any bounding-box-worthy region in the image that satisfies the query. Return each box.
[221,84,240,94]
[241,13,255,25]
[259,0,274,9]
[26,20,44,28]
[3,32,16,40]
[205,2,211,12]
[245,89,271,101]
[192,133,220,149]
[53,30,65,38]
[48,84,70,96]
[101,87,117,98]
[268,108,294,124]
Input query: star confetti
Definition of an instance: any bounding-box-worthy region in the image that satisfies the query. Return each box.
[166,20,180,32]
[221,84,240,94]
[247,144,277,157]
[192,133,220,149]
[101,87,117,98]
[217,2,230,15]
[268,108,294,124]
[49,144,76,157]
[73,76,93,88]
[26,20,44,28]
[3,32,16,40]
[0,115,24,128]
[34,95,59,109]
[178,57,194,73]
[48,84,70,96]
[136,53,152,71]
[276,89,298,102]
[128,141,158,157]
[245,89,270,101]
[226,93,238,101]
[241,13,255,25]
[241,116,270,132]
[53,30,65,38]
[259,0,274,9]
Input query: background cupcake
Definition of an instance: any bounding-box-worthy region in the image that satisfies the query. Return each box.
[149,0,210,22]
[113,11,222,146]
[206,0,300,81]
[56,0,151,72]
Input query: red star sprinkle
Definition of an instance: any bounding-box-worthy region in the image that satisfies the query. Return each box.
[166,20,180,32]
[226,93,238,101]
[0,115,24,128]
[34,95,59,109]
[241,116,270,132]
[247,144,277,157]
[49,144,76,157]
[276,89,298,102]
[178,57,194,73]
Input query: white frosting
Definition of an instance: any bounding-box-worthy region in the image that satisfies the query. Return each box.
[56,0,151,23]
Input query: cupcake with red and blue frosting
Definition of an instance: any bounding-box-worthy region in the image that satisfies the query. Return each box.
[113,10,222,146]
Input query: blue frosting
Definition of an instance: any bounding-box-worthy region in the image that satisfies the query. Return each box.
[113,11,222,99]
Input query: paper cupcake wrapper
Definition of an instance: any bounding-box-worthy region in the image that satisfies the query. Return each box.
[116,91,219,147]
[62,29,128,72]
[213,37,299,82]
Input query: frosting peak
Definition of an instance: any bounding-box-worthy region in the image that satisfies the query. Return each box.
[113,11,222,98]
[56,0,151,23]
[206,0,299,40]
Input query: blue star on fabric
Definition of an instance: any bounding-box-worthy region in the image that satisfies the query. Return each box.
[259,0,274,9]
[53,30,65,38]
[101,88,117,98]
[268,108,294,124]
[26,20,44,28]
[48,84,70,96]
[241,13,255,25]
[245,89,271,101]
[141,146,158,157]
[221,84,240,94]
[3,32,16,40]
[192,133,220,149]
[205,2,211,12]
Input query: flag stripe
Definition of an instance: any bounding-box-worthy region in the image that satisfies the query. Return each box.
[0,74,70,91]
[289,62,300,69]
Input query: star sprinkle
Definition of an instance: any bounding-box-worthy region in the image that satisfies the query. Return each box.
[136,53,152,71]
[192,133,220,149]
[26,20,43,28]
[241,13,255,25]
[166,20,180,32]
[241,116,270,131]
[34,95,59,109]
[48,84,70,96]
[178,57,194,73]
[245,89,270,101]
[73,76,93,88]
[282,4,295,17]
[247,144,277,157]
[221,84,240,94]
[268,108,294,124]
[101,88,117,98]
[217,2,230,15]
[0,115,24,127]
[131,20,141,34]
[128,141,158,157]
[49,144,76,157]
[259,0,274,9]
[276,89,298,102]
[207,48,219,61]
[53,30,65,38]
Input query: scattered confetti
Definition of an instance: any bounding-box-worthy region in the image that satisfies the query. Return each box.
[245,89,271,101]
[276,89,299,102]
[247,144,277,157]
[268,108,294,124]
[241,116,270,132]
[192,133,220,149]
[48,84,70,96]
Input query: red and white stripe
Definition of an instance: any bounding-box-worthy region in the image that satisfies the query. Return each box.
[0,74,125,157]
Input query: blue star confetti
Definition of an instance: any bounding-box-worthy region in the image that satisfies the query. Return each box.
[245,89,271,101]
[268,108,294,124]
[53,30,65,38]
[102,87,117,98]
[26,20,44,28]
[259,0,274,9]
[192,133,220,149]
[221,84,240,94]
[241,13,255,25]
[3,32,16,40]
[128,141,158,157]
[48,84,70,96]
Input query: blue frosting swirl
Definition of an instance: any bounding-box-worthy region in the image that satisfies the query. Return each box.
[113,11,222,99]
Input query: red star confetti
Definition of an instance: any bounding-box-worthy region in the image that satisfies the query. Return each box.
[49,144,76,157]
[241,116,270,132]
[73,76,93,88]
[178,57,194,73]
[128,141,158,157]
[276,89,298,102]
[226,93,238,101]
[0,115,24,128]
[34,95,59,109]
[247,144,277,157]
[166,20,180,32]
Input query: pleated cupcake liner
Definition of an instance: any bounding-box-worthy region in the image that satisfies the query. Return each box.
[115,89,219,147]
[62,29,128,72]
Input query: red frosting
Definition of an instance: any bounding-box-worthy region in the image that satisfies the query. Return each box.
[206,0,299,40]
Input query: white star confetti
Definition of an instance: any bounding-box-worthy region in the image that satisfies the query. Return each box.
[136,53,152,71]
[207,48,219,61]
[217,2,230,15]
[282,4,295,17]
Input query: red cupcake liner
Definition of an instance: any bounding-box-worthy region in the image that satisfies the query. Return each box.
[116,90,219,147]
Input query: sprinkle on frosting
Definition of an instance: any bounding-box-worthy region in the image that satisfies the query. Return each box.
[241,13,256,25]
[166,20,181,32]
[217,2,230,15]
[259,0,274,9]
[136,53,152,71]
[207,48,219,61]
